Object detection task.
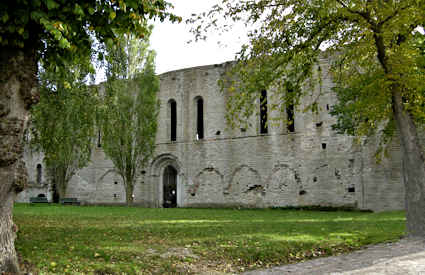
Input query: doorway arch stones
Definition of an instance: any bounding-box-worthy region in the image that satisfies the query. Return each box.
[149,153,184,207]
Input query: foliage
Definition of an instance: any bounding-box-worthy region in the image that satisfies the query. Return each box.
[0,0,178,273]
[330,31,425,140]
[31,63,98,198]
[14,204,405,274]
[0,0,180,72]
[190,0,425,238]
[190,0,425,138]
[100,32,159,205]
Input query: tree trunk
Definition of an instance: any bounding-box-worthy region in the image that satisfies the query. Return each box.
[124,180,134,206]
[49,167,68,201]
[392,89,425,238]
[0,46,38,273]
[0,165,23,275]
[57,176,68,200]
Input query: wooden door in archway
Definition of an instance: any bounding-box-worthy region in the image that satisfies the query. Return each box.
[163,166,177,208]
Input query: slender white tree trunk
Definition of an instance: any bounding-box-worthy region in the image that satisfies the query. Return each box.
[0,47,38,273]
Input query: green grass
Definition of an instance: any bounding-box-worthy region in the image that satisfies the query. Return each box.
[13,204,405,274]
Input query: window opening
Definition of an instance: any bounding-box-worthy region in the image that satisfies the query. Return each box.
[97,130,101,147]
[260,90,268,134]
[287,89,295,133]
[36,164,42,184]
[196,97,204,139]
[170,100,177,141]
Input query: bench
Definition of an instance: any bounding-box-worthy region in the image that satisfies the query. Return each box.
[30,197,49,204]
[60,198,81,205]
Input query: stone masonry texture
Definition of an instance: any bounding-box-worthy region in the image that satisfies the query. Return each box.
[17,59,405,212]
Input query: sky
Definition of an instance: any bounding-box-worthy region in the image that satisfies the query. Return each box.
[150,0,248,74]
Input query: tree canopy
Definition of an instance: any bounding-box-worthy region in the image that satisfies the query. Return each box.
[0,0,180,70]
[191,0,425,237]
[192,0,425,133]
[31,62,98,200]
[100,32,159,205]
[0,1,178,273]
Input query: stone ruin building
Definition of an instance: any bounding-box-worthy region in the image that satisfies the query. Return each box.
[16,58,405,211]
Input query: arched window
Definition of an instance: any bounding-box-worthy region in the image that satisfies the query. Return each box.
[169,99,177,141]
[36,164,42,184]
[260,90,268,134]
[195,97,204,139]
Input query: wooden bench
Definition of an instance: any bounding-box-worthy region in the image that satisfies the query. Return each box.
[60,198,80,205]
[30,197,49,204]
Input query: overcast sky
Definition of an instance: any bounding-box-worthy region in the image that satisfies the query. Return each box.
[150,0,247,74]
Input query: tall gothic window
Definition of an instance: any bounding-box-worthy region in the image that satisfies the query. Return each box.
[260,90,268,134]
[287,90,295,133]
[196,97,204,139]
[169,99,177,141]
[97,130,101,147]
[36,164,42,184]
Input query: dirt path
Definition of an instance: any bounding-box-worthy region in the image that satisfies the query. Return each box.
[244,239,425,275]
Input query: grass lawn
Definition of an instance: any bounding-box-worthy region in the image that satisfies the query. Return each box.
[14,204,405,274]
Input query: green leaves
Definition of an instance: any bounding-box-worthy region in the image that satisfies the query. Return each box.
[100,33,159,205]
[109,11,117,21]
[88,7,95,15]
[46,0,59,10]
[31,60,98,197]
[192,0,425,144]
[1,13,9,23]
[0,0,179,68]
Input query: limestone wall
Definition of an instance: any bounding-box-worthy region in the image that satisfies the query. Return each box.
[17,60,405,211]
[145,60,404,211]
[16,148,49,202]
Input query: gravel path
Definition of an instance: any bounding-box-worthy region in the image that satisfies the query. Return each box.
[244,239,425,275]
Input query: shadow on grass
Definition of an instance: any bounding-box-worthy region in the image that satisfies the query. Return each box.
[13,205,405,273]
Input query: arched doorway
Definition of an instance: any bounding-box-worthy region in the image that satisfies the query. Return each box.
[150,153,183,208]
[163,166,177,208]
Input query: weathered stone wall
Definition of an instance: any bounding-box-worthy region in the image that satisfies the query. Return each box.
[15,148,50,202]
[17,60,405,211]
